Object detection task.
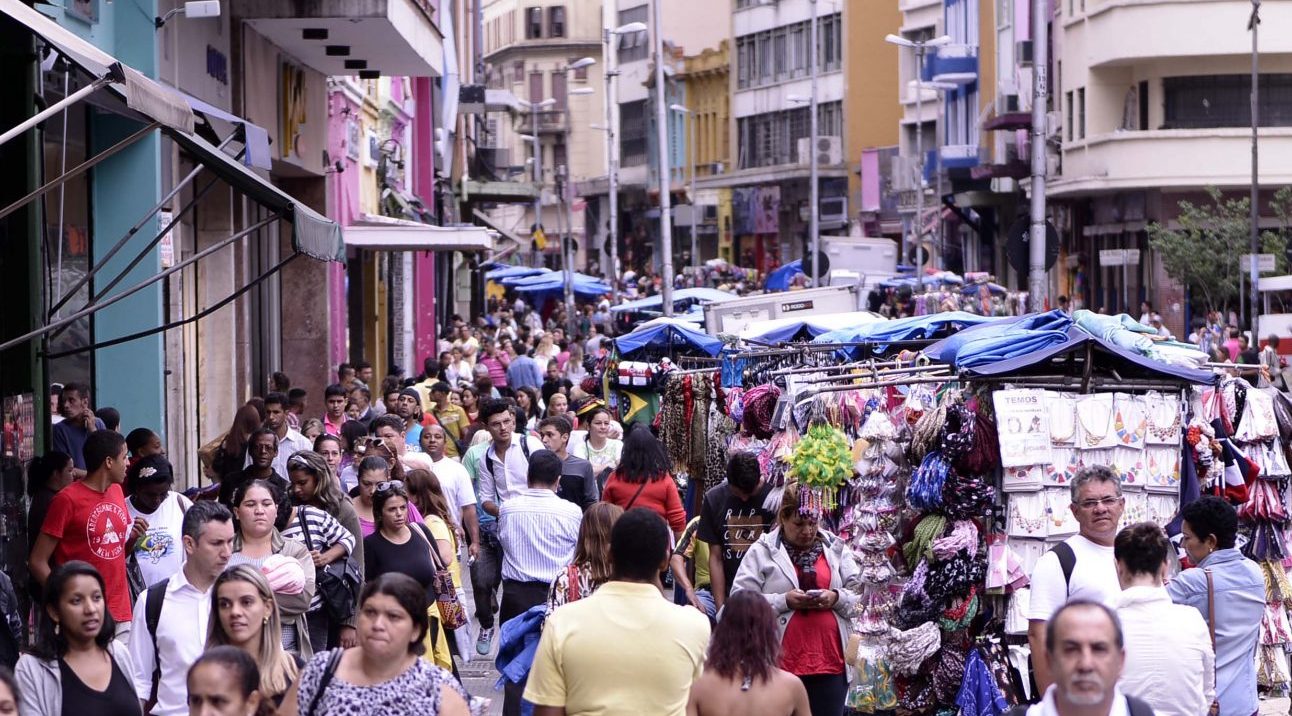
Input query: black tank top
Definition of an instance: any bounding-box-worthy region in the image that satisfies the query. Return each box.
[59,654,140,716]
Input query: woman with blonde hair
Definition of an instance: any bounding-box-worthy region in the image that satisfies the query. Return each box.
[207,564,301,707]
[547,501,624,610]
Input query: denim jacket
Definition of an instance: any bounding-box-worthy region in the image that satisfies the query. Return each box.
[1166,548,1264,716]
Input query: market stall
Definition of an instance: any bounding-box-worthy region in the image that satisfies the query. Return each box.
[651,309,1257,714]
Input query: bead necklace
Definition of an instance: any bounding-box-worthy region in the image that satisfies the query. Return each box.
[1144,393,1182,443]
[1049,395,1077,445]
[1077,395,1114,447]
[1009,499,1047,534]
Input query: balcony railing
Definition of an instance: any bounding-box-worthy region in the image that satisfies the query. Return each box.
[517,109,569,134]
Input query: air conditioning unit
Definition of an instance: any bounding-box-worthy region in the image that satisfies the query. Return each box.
[702,205,718,221]
[797,136,843,166]
[996,93,1020,114]
[1016,40,1034,67]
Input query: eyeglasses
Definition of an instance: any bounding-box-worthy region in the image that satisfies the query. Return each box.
[374,480,405,494]
[1076,496,1123,510]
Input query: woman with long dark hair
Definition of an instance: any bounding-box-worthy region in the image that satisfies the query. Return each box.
[209,403,265,480]
[515,387,542,434]
[25,452,73,589]
[283,451,359,653]
[601,424,686,536]
[730,482,861,716]
[687,590,810,716]
[15,562,139,716]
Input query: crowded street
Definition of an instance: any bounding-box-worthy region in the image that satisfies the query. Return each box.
[3,1,1292,716]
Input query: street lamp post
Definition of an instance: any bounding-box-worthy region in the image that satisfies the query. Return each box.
[604,20,647,304]
[809,0,819,286]
[557,58,598,335]
[517,96,556,269]
[651,0,675,317]
[885,33,951,278]
[669,103,698,273]
[1250,0,1261,339]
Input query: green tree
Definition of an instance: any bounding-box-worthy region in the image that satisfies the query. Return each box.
[1147,186,1290,315]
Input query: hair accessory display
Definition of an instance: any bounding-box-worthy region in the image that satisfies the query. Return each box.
[788,424,854,514]
[907,451,952,511]
[885,621,942,675]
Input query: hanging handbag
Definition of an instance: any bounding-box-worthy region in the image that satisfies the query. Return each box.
[1206,569,1221,716]
[414,522,468,629]
[296,509,361,622]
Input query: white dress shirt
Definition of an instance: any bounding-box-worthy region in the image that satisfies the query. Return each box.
[1116,585,1216,716]
[1027,685,1131,716]
[498,488,582,583]
[477,434,545,508]
[129,569,214,716]
[432,456,477,518]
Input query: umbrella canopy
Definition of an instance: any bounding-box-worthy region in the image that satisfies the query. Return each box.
[615,317,723,357]
[764,260,804,292]
[740,311,887,344]
[513,273,611,298]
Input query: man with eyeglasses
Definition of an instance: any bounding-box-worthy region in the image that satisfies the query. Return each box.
[1028,465,1126,694]
[473,399,544,656]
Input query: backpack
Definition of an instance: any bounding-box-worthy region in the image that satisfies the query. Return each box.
[144,580,169,702]
[1050,541,1077,594]
[483,437,531,479]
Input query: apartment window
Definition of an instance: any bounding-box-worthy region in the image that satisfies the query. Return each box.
[1077,87,1086,139]
[570,56,588,81]
[735,13,842,91]
[548,6,566,38]
[737,101,843,168]
[1163,74,1292,128]
[617,5,649,63]
[552,71,568,111]
[1065,90,1074,141]
[525,7,543,39]
[529,71,544,104]
[512,60,525,84]
[1138,81,1149,130]
[554,141,567,171]
[620,99,648,166]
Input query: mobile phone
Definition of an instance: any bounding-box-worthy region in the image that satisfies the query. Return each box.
[805,589,825,599]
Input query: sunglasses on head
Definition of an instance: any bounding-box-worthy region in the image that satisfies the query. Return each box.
[374,480,405,494]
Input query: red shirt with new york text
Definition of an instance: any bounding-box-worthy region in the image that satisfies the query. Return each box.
[42,481,133,622]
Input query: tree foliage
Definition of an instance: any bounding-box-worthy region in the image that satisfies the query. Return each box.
[1147,186,1292,314]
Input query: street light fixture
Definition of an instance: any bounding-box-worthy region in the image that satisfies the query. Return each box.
[555,59,598,333]
[885,32,953,277]
[669,104,699,273]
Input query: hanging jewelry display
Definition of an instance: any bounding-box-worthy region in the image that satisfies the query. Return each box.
[1043,488,1080,540]
[1143,445,1182,494]
[1048,392,1078,446]
[1043,447,1080,488]
[1112,445,1145,489]
[1143,392,1183,445]
[1006,491,1049,539]
[1112,393,1147,448]
[1076,393,1117,450]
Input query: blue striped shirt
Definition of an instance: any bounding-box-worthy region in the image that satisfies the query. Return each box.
[497,488,582,583]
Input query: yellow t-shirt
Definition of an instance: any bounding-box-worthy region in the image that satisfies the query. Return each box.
[524,581,711,715]
[423,515,461,589]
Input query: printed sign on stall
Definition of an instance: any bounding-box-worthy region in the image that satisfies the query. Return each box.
[992,388,1052,468]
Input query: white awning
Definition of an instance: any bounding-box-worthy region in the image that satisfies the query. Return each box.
[345,214,495,252]
[1,0,194,134]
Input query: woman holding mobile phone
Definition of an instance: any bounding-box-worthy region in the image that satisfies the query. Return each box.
[729,482,861,716]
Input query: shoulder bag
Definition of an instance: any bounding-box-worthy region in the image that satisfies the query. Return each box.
[1205,568,1221,716]
[297,508,362,622]
[413,522,468,629]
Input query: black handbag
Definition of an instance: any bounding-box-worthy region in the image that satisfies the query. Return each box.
[296,508,361,622]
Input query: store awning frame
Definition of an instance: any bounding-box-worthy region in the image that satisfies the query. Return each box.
[0,0,345,356]
[345,213,495,252]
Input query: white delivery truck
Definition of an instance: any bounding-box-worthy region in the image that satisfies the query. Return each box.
[820,235,899,309]
[704,284,860,337]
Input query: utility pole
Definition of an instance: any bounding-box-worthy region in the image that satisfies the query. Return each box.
[530,102,543,269]
[652,0,674,317]
[1249,0,1261,339]
[604,27,621,304]
[1027,0,1049,311]
[809,0,820,286]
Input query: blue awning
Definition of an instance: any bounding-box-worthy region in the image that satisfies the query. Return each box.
[615,318,723,357]
[513,273,611,298]
[178,90,272,170]
[486,265,548,281]
[741,311,887,344]
[813,311,999,357]
[764,260,804,292]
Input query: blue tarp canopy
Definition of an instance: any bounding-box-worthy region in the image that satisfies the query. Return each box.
[813,311,999,357]
[741,311,887,344]
[513,273,611,298]
[615,317,723,357]
[487,266,549,281]
[499,269,562,286]
[764,260,804,292]
[921,310,1216,384]
[610,287,735,314]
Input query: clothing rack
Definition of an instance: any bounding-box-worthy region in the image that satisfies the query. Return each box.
[793,364,952,385]
[664,366,722,377]
[1203,362,1262,373]
[796,374,956,396]
[968,374,1199,393]
[770,357,932,378]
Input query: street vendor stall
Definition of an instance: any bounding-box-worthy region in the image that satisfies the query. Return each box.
[650,308,1243,714]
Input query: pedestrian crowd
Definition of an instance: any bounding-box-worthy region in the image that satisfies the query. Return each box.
[1,300,1274,716]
